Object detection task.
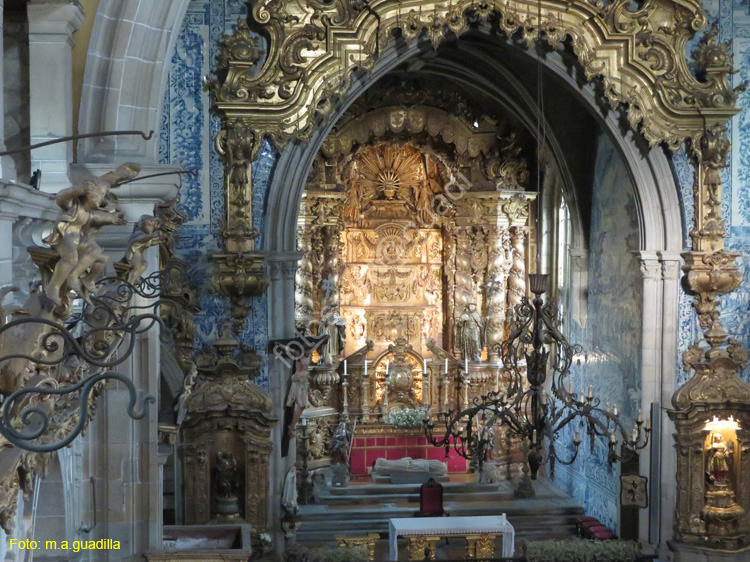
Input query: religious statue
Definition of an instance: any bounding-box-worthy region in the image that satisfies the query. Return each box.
[706,432,733,485]
[330,421,352,487]
[120,215,164,285]
[331,421,351,466]
[285,354,310,435]
[43,164,139,303]
[320,307,346,365]
[221,134,252,196]
[213,451,241,520]
[281,467,298,515]
[457,303,484,361]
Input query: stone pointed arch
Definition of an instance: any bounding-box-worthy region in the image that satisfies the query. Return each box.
[77,0,191,163]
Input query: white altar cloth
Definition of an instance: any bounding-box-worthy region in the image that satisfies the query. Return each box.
[388,514,514,560]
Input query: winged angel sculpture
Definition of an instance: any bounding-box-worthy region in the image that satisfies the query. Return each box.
[0,164,180,532]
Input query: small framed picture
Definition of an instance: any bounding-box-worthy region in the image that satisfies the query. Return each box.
[621,473,648,508]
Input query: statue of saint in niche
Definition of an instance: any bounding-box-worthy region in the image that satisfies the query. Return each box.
[213,451,241,520]
[457,303,484,362]
[706,431,734,486]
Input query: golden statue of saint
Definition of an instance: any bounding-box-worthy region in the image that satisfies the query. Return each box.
[706,431,733,485]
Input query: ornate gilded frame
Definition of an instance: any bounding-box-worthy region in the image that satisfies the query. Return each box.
[208,0,749,548]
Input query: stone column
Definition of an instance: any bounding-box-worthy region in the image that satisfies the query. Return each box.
[79,171,177,561]
[267,254,301,559]
[27,0,84,192]
[637,251,663,542]
[0,1,17,181]
[657,252,681,546]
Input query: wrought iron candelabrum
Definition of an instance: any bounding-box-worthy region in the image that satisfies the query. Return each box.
[0,267,179,453]
[424,273,651,479]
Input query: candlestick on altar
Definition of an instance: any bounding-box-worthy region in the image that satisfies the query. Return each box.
[464,357,468,373]
[364,359,368,377]
[443,377,449,408]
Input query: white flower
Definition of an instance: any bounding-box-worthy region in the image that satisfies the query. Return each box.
[386,407,429,428]
[260,532,272,545]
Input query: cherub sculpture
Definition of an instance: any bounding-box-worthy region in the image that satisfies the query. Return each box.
[121,215,164,285]
[43,163,139,303]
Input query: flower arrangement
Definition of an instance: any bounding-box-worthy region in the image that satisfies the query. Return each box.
[386,406,430,428]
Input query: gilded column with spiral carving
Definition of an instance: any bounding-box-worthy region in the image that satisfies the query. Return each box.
[452,226,474,356]
[295,226,315,332]
[508,226,528,311]
[484,227,508,357]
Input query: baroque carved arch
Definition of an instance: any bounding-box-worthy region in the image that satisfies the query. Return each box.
[208,0,739,150]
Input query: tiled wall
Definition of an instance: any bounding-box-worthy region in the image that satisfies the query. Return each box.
[159,0,272,389]
[553,133,644,531]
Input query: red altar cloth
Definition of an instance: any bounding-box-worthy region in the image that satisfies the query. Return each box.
[350,434,468,475]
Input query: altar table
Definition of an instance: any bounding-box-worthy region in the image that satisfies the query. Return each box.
[389,514,514,561]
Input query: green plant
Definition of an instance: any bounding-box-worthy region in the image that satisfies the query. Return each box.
[311,545,368,562]
[525,539,642,562]
[386,406,429,428]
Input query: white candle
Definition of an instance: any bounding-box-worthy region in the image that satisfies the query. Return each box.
[579,391,584,403]
[423,359,427,374]
[632,427,638,442]
[574,429,581,443]
[302,417,307,427]
[569,381,573,394]
[637,408,642,422]
[444,358,448,373]
[613,403,619,416]
[386,359,390,373]
[645,417,651,431]
[344,360,347,377]
[605,402,610,413]
[364,360,368,377]
[588,385,593,399]
[532,429,537,442]
[464,358,468,373]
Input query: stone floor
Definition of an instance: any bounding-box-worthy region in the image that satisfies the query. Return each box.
[295,473,583,560]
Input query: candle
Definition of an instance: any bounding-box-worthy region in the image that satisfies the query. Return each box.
[344,360,347,377]
[386,359,390,373]
[423,359,427,374]
[579,391,584,403]
[569,381,573,394]
[464,357,468,373]
[637,408,642,422]
[605,402,610,413]
[610,431,616,443]
[588,385,593,399]
[574,429,581,443]
[645,417,651,431]
[532,429,537,442]
[542,391,547,404]
[364,360,368,377]
[444,358,448,373]
[302,417,307,427]
[613,403,618,416]
[632,428,638,442]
